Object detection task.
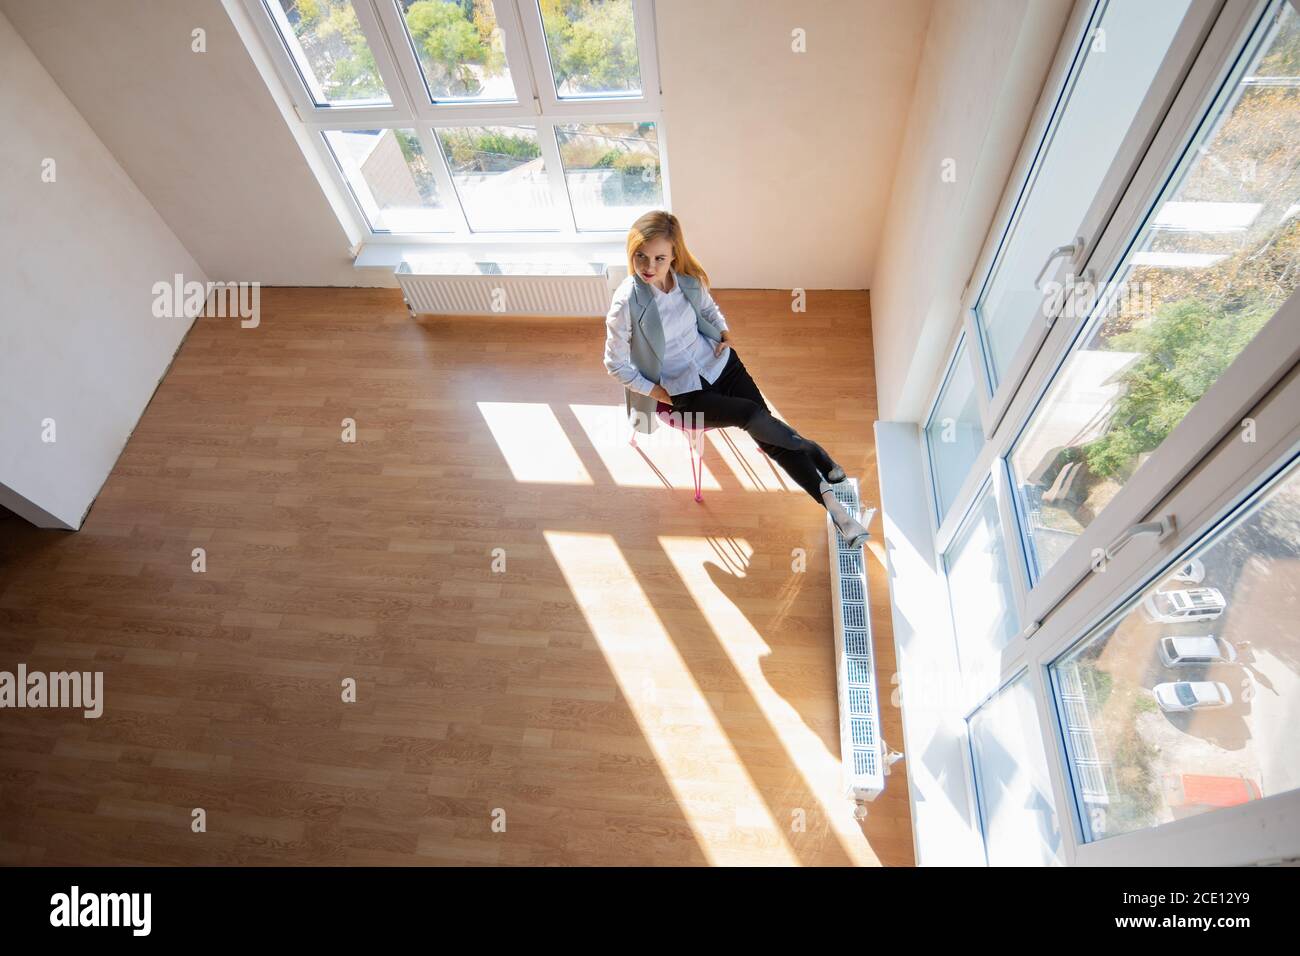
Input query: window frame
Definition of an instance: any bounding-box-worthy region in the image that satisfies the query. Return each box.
[1011,0,1300,628]
[240,0,667,243]
[899,0,1300,867]
[965,667,1066,867]
[921,332,986,531]
[372,0,535,119]
[1033,364,1300,865]
[246,0,414,122]
[940,474,1031,703]
[516,0,662,117]
[958,361,1300,866]
[959,0,1224,438]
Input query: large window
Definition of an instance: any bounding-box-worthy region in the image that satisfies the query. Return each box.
[246,0,664,239]
[322,127,454,232]
[435,124,558,230]
[972,0,1193,397]
[1051,445,1300,843]
[267,0,393,107]
[393,0,517,103]
[902,0,1300,866]
[1011,2,1300,581]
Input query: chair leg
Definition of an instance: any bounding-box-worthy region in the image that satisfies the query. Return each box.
[689,430,704,503]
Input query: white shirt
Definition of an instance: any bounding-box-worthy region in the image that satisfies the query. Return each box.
[652,272,731,395]
[602,270,731,399]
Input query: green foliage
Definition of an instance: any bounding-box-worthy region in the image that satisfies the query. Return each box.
[1109,704,1160,829]
[1083,297,1274,479]
[1256,5,1300,76]
[555,135,613,168]
[394,129,421,166]
[442,129,540,170]
[612,151,655,174]
[599,152,659,204]
[294,0,321,28]
[1080,662,1113,708]
[314,0,385,100]
[404,0,500,96]
[539,0,639,94]
[392,131,438,203]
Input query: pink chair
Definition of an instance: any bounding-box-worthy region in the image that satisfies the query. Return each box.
[628,402,714,503]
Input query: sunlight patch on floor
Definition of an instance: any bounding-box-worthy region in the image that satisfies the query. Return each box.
[659,534,881,865]
[544,530,798,865]
[568,403,721,492]
[477,402,592,484]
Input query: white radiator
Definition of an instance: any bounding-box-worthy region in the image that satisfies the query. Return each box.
[395,257,620,317]
[826,478,891,817]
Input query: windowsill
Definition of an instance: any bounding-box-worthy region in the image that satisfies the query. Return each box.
[353,236,629,271]
[874,422,987,866]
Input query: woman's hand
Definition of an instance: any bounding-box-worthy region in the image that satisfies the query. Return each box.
[714,330,732,357]
[651,384,672,404]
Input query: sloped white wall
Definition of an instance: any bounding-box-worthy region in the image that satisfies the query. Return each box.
[0,8,207,529]
[0,0,376,289]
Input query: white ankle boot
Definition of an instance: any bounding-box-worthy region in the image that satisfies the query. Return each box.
[819,480,870,549]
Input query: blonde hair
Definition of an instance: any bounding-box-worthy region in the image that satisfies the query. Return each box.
[626,211,710,288]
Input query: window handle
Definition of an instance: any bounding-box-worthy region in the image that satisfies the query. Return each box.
[1033,237,1084,289]
[1103,514,1177,564]
[1044,266,1093,328]
[1018,513,1177,643]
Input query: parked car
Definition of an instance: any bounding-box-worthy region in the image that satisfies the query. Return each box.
[1170,558,1206,585]
[1154,681,1233,713]
[1158,635,1238,667]
[1143,587,1226,624]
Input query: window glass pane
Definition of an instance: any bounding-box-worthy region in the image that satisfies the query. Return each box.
[969,675,1063,866]
[925,341,984,522]
[395,0,517,103]
[1012,3,1300,579]
[976,0,1192,388]
[555,122,662,230]
[435,125,559,231]
[945,487,1021,681]
[537,0,642,98]
[1052,448,1300,842]
[267,0,390,107]
[323,128,454,232]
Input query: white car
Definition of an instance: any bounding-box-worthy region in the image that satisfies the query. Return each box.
[1154,681,1233,713]
[1142,587,1226,624]
[1158,635,1238,667]
[1170,558,1206,585]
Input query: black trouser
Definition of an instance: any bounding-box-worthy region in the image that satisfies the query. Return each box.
[668,349,831,504]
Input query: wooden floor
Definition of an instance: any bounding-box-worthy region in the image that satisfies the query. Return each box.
[0,287,914,866]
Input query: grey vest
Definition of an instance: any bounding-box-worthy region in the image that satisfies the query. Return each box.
[623,272,722,434]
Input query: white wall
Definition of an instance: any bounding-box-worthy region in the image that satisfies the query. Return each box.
[656,0,932,289]
[1,0,930,292]
[0,8,207,529]
[869,0,1074,422]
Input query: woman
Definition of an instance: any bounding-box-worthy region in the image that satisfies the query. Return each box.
[603,210,870,549]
